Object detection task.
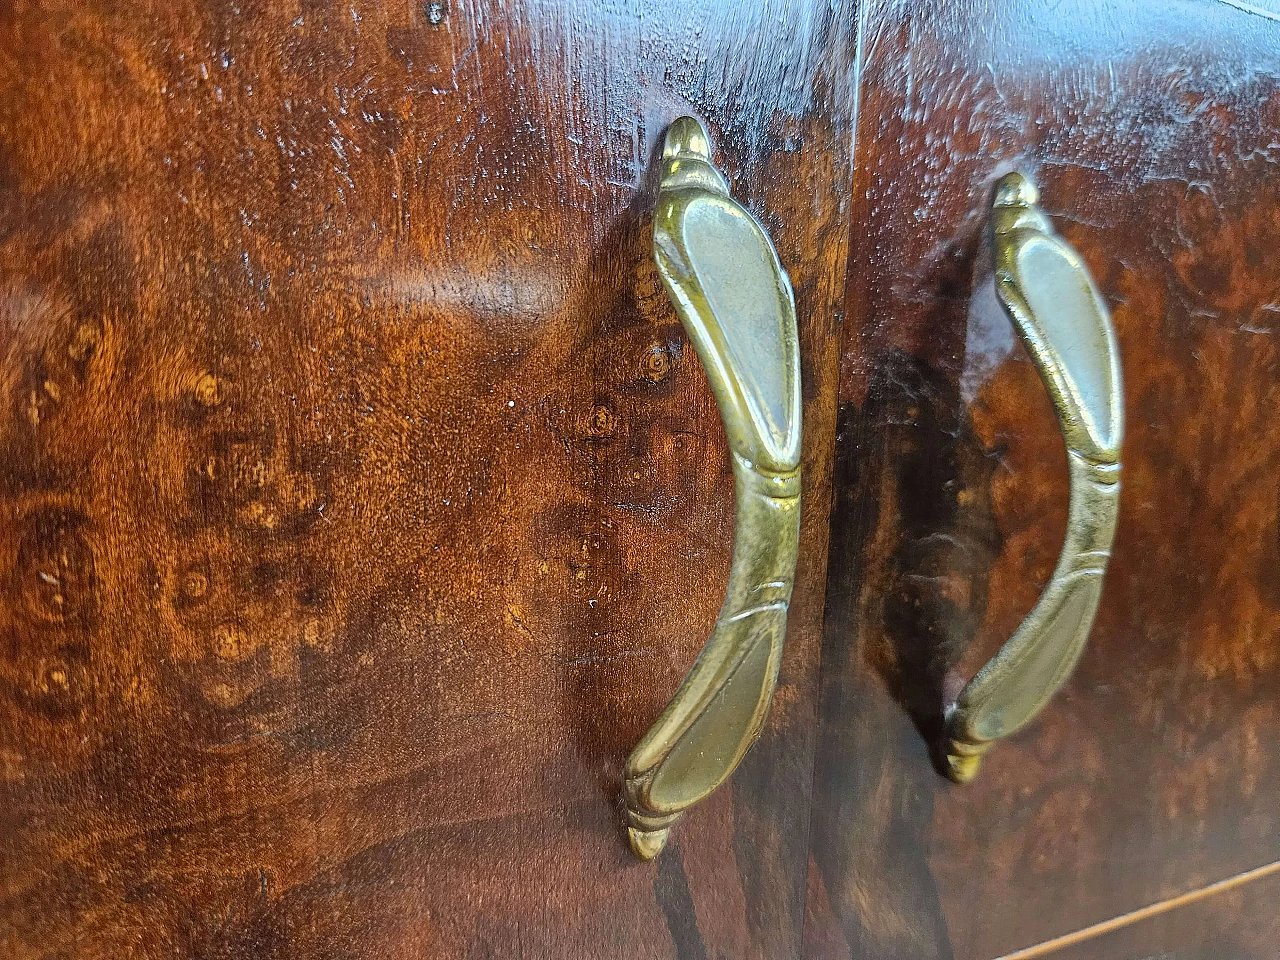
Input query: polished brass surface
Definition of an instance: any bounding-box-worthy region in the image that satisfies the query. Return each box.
[624,116,802,859]
[943,172,1124,783]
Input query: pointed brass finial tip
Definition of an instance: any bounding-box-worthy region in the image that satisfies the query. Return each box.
[663,116,712,162]
[993,171,1039,209]
[628,825,670,861]
[945,750,982,784]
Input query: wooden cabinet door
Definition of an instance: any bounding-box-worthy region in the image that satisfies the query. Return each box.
[0,2,857,957]
[804,1,1280,958]
[5,2,1280,958]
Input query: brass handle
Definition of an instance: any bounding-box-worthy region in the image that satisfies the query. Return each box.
[624,117,802,859]
[943,172,1124,783]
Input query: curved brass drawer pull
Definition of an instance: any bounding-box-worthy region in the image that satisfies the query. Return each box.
[943,172,1124,783]
[624,117,802,859]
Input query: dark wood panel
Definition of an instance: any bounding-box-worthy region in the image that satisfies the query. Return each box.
[1035,864,1280,960]
[805,0,1280,957]
[0,1,858,957]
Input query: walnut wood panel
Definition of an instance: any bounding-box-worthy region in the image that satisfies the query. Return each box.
[0,2,858,957]
[1038,864,1280,960]
[805,1,1280,958]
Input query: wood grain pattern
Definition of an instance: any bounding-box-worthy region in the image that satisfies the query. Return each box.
[1025,863,1280,960]
[6,1,1280,956]
[805,0,1280,958]
[0,2,858,957]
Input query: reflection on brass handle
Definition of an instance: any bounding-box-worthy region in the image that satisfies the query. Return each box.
[624,117,802,859]
[944,172,1124,783]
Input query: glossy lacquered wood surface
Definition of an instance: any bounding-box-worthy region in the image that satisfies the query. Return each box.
[804,1,1280,958]
[0,2,858,957]
[5,0,1280,957]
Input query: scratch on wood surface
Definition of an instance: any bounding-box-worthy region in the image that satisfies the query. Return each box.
[1212,0,1280,24]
